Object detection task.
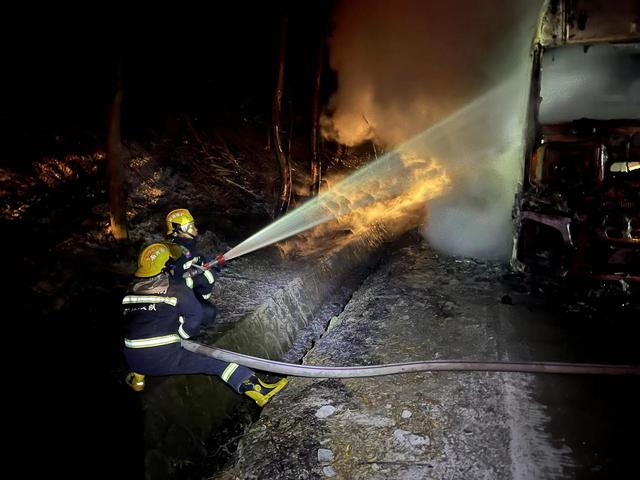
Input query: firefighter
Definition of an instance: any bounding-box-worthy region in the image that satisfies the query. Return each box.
[164,208,217,326]
[122,243,288,406]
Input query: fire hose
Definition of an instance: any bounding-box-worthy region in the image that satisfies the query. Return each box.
[181,255,639,378]
[181,340,640,377]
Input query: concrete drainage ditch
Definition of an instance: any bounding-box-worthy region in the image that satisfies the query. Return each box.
[137,233,389,478]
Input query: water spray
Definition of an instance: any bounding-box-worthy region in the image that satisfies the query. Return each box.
[187,75,523,276]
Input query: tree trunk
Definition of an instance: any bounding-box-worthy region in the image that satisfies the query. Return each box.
[272,16,292,218]
[310,32,324,196]
[106,59,128,241]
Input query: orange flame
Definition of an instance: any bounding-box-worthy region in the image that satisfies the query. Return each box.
[279,153,450,256]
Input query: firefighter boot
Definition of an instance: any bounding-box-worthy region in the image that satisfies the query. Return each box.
[240,375,288,407]
[125,372,145,392]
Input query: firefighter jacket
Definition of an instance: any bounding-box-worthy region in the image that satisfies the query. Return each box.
[166,236,216,300]
[122,273,203,352]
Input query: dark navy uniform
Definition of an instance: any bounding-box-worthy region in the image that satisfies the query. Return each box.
[167,236,217,321]
[122,273,251,392]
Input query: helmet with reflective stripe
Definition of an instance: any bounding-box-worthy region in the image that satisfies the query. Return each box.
[135,243,172,278]
[166,208,195,235]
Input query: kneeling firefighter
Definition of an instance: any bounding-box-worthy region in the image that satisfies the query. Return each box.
[122,243,287,406]
[164,208,217,325]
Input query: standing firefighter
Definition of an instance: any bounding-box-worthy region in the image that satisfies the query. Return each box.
[164,208,217,322]
[122,243,288,406]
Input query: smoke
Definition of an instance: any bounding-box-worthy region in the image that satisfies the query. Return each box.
[323,0,542,259]
[539,43,640,123]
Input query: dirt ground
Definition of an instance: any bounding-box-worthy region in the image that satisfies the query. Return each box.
[219,234,640,480]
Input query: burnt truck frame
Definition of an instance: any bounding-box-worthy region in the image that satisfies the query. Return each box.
[512,0,640,285]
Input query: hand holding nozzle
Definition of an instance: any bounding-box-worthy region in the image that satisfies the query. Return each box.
[182,254,227,279]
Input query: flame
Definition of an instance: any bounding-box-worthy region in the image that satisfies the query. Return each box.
[279,152,450,256]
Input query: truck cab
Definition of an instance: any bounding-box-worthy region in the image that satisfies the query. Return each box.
[513,0,640,284]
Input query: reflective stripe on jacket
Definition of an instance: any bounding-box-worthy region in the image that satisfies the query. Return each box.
[124,334,181,348]
[123,295,178,306]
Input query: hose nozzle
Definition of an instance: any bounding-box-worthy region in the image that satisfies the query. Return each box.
[204,254,226,269]
[182,253,227,278]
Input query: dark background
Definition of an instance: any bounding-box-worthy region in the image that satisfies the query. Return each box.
[1,3,335,160]
[3,3,336,478]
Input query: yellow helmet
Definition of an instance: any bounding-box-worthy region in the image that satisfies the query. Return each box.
[135,243,172,278]
[166,208,195,235]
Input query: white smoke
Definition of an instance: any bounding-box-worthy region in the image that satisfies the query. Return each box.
[539,43,640,123]
[323,0,542,259]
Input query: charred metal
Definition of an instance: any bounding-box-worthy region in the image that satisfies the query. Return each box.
[515,120,640,282]
[513,0,640,286]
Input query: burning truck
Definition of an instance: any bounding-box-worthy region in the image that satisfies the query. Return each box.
[513,0,640,285]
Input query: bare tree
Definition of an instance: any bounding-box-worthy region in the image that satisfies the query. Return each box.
[106,59,128,241]
[310,30,324,196]
[272,16,292,218]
